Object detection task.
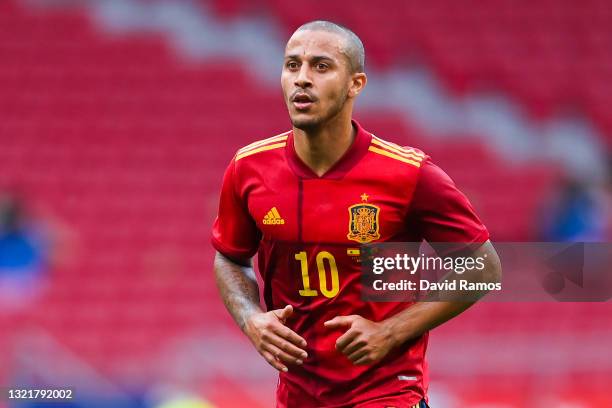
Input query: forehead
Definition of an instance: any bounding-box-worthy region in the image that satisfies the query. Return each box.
[284,29,347,61]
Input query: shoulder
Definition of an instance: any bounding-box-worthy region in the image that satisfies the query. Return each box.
[367,133,428,169]
[234,130,291,162]
[226,130,291,193]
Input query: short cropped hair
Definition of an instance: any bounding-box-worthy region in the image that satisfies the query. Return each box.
[295,20,365,73]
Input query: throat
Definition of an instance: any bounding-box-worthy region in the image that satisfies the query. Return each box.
[293,122,356,177]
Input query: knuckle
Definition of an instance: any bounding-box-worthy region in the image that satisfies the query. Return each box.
[261,330,270,341]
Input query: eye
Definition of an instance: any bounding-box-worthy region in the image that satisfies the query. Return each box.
[286,61,299,70]
[316,63,329,71]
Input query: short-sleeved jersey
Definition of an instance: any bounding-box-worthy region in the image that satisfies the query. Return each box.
[212,120,489,408]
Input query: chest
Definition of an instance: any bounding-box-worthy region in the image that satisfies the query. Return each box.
[245,169,417,244]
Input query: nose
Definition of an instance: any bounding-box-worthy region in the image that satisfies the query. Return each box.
[294,64,313,88]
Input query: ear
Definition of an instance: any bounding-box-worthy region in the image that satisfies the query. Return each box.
[348,72,367,99]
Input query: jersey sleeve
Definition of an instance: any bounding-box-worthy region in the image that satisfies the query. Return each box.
[211,158,261,262]
[407,158,489,246]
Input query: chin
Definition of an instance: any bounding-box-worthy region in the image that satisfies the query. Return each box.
[291,115,322,131]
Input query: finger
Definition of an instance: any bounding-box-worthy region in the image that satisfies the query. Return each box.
[353,353,372,365]
[271,323,308,349]
[281,304,293,318]
[335,329,359,352]
[267,329,308,360]
[273,305,293,322]
[263,342,304,365]
[324,315,355,329]
[261,350,288,372]
[341,337,366,356]
[348,348,369,364]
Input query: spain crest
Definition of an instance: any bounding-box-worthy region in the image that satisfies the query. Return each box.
[347,203,381,243]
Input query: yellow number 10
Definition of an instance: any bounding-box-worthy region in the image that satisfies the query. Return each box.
[295,251,339,298]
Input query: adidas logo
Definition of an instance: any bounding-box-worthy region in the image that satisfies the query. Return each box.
[263,207,285,225]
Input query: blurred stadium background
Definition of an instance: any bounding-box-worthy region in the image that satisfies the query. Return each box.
[1,0,612,406]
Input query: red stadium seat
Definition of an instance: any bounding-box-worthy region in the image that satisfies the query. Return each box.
[203,0,612,141]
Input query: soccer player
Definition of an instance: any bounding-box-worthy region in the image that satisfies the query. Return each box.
[212,20,502,407]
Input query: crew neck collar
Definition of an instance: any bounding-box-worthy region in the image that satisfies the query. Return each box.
[285,119,372,180]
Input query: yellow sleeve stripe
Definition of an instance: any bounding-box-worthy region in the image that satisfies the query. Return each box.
[368,146,422,167]
[371,136,425,159]
[372,134,425,156]
[236,142,286,161]
[371,139,425,161]
[238,132,289,154]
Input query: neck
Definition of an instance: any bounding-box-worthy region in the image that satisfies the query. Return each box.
[293,112,356,177]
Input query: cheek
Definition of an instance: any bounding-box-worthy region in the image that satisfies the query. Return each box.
[322,74,347,96]
[320,81,346,106]
[280,74,292,99]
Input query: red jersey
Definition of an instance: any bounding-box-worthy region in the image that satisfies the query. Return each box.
[212,120,488,407]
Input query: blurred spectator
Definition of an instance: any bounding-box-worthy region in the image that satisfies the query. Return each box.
[0,194,48,311]
[540,176,612,242]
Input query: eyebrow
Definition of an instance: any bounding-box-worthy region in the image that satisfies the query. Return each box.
[284,54,336,63]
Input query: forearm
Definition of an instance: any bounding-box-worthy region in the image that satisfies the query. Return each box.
[383,300,475,347]
[214,251,262,332]
[383,241,502,347]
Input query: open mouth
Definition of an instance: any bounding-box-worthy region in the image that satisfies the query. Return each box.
[292,93,315,110]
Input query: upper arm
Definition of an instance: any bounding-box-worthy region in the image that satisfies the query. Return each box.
[211,159,261,263]
[215,250,252,269]
[466,240,503,284]
[407,158,489,249]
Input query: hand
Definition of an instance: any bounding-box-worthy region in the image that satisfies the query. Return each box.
[324,315,396,365]
[244,305,308,372]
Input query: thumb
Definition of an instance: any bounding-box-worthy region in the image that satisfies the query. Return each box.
[324,315,356,329]
[273,304,293,322]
